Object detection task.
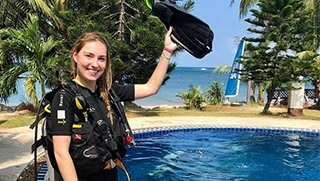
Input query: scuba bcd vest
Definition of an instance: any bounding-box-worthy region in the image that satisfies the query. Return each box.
[30,83,134,180]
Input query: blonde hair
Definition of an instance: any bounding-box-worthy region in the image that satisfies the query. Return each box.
[71,32,113,122]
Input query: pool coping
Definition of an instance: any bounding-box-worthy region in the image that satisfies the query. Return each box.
[133,125,320,137]
[134,125,320,131]
[128,116,320,133]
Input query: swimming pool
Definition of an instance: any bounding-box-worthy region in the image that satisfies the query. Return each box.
[118,127,320,181]
[37,126,320,181]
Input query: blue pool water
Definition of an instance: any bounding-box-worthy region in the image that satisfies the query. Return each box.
[119,128,320,181]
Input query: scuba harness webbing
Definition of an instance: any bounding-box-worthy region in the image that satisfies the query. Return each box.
[69,83,132,181]
[30,83,134,181]
[109,88,135,146]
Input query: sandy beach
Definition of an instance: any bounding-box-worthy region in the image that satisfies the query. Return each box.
[0,115,319,181]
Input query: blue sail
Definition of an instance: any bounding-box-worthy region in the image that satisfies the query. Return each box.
[225,39,245,97]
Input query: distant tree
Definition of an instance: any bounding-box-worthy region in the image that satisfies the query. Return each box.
[213,65,232,74]
[105,0,194,84]
[231,0,320,109]
[241,0,315,113]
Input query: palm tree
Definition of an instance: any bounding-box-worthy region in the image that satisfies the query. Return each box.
[0,14,60,105]
[177,85,206,110]
[0,0,66,31]
[0,0,30,28]
[205,82,224,105]
[230,0,258,18]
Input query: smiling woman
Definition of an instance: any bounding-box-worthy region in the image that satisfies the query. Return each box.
[72,41,107,89]
[31,29,178,181]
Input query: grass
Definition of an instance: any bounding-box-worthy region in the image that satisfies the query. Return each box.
[0,111,36,129]
[127,104,320,120]
[0,104,319,129]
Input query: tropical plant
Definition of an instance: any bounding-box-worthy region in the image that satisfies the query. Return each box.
[213,65,232,74]
[0,0,65,31]
[0,14,61,105]
[205,82,224,105]
[0,0,31,28]
[177,85,206,110]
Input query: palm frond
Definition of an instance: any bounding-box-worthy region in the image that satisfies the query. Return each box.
[303,0,317,11]
[0,0,30,28]
[24,76,38,104]
[213,65,232,74]
[27,0,63,27]
[182,0,195,11]
[239,0,258,18]
[0,64,27,102]
[54,0,69,10]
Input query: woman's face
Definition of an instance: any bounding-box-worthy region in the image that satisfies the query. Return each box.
[73,40,107,83]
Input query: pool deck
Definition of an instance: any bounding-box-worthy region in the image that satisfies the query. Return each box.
[0,116,319,181]
[129,116,320,131]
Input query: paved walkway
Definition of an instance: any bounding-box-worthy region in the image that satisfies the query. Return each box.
[0,126,38,181]
[0,116,319,181]
[129,116,320,130]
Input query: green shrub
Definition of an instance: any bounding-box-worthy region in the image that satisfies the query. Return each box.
[205,81,224,105]
[177,85,206,110]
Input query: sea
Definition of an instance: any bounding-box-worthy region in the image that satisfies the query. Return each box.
[1,67,313,107]
[135,67,248,107]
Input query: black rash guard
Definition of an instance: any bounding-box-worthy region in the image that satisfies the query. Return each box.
[49,82,134,181]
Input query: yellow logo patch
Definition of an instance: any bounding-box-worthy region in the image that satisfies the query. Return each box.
[57,119,66,125]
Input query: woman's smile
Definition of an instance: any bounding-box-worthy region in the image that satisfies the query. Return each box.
[73,40,107,87]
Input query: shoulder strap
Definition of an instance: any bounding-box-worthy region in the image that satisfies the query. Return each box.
[109,88,135,146]
[67,83,107,122]
[30,85,64,129]
[30,84,77,152]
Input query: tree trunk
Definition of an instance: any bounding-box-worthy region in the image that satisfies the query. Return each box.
[258,83,264,103]
[262,83,275,114]
[117,0,125,41]
[41,80,46,98]
[247,80,256,103]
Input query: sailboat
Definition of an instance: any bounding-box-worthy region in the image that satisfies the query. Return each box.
[225,39,246,105]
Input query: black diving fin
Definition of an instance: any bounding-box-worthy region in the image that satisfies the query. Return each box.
[146,0,214,59]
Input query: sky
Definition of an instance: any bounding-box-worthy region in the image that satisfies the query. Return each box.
[172,1,251,68]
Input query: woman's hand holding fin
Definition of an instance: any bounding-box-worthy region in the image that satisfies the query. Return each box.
[163,27,178,56]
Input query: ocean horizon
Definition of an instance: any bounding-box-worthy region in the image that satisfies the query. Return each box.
[134,66,248,107]
[1,67,313,107]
